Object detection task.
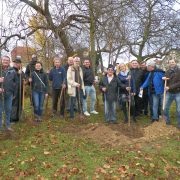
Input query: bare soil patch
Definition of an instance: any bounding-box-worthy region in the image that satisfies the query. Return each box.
[60,121,179,147]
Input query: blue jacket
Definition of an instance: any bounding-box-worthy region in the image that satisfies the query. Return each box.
[141,68,165,95]
[117,71,136,94]
[49,67,66,89]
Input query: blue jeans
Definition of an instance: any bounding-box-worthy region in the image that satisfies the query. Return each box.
[83,85,96,112]
[164,92,180,128]
[70,89,83,118]
[0,94,13,128]
[104,95,116,122]
[32,91,45,116]
[152,94,163,120]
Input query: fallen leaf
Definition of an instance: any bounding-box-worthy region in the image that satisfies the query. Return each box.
[96,167,107,174]
[43,162,52,168]
[44,151,51,155]
[103,164,111,169]
[31,145,36,148]
[70,167,79,174]
[21,161,25,165]
[144,157,152,161]
[149,163,155,168]
[30,156,36,162]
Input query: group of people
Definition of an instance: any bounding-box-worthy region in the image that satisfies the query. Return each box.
[0,54,179,132]
[101,59,180,128]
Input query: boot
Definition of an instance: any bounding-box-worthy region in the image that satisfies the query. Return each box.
[38,116,42,122]
[34,114,39,122]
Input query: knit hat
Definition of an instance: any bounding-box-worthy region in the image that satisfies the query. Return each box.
[13,56,22,63]
[146,61,156,67]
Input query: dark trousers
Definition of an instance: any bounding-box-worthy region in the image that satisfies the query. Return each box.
[70,89,83,118]
[134,95,143,116]
[119,94,136,122]
[52,89,65,116]
[142,94,149,115]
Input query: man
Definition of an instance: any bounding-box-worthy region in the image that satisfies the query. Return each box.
[99,64,125,123]
[63,56,77,112]
[25,54,37,106]
[140,61,165,122]
[140,61,149,115]
[25,54,37,78]
[10,56,25,123]
[0,56,18,131]
[163,59,180,128]
[49,56,66,118]
[63,56,74,73]
[130,60,144,117]
[82,59,98,116]
[67,57,85,119]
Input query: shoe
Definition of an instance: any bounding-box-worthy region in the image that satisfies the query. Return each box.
[84,111,90,116]
[7,127,14,132]
[38,116,42,122]
[60,115,64,119]
[51,114,56,118]
[112,121,118,124]
[90,110,99,114]
[151,119,157,123]
[0,128,4,134]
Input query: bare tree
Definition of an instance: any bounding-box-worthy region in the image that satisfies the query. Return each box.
[123,0,180,62]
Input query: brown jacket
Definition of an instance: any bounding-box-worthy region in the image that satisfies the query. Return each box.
[165,65,180,93]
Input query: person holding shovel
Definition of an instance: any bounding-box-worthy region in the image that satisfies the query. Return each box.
[163,59,180,129]
[67,57,85,120]
[49,56,66,118]
[0,56,18,132]
[10,56,26,123]
[99,64,125,124]
[140,61,165,123]
[117,63,136,123]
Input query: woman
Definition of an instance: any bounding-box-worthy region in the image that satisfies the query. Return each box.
[99,64,124,123]
[29,62,48,122]
[117,63,136,123]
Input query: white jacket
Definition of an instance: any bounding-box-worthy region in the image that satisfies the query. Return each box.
[67,66,85,97]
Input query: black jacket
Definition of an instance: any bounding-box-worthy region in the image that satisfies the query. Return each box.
[31,69,48,93]
[165,65,180,93]
[82,66,94,86]
[25,60,37,78]
[130,68,144,94]
[99,75,126,102]
[2,67,18,97]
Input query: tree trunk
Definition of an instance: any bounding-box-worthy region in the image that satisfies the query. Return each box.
[89,0,96,73]
[58,30,74,57]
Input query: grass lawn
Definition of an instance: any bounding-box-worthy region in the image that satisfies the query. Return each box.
[0,97,179,179]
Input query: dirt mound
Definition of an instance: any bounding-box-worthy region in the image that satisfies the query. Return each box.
[60,121,179,147]
[141,121,178,141]
[79,123,136,146]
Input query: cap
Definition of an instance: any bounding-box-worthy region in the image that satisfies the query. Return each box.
[32,54,37,61]
[146,61,156,67]
[14,56,22,63]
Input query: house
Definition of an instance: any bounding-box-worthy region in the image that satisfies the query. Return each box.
[11,46,35,65]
